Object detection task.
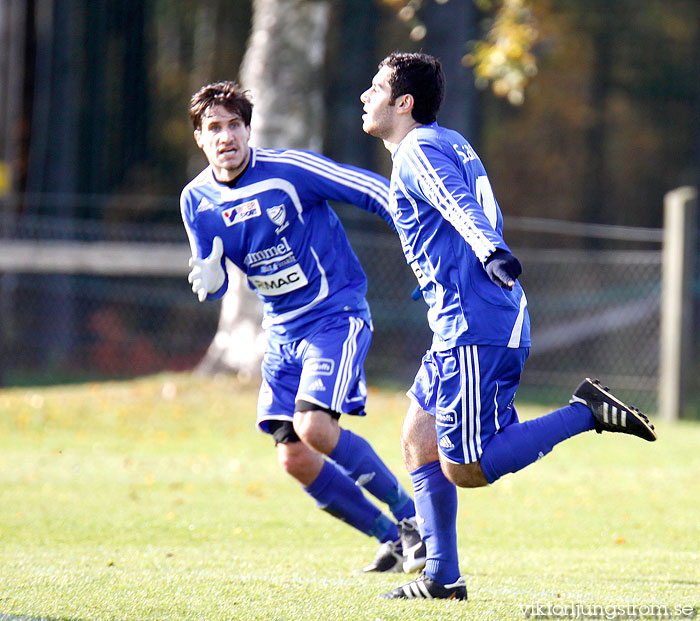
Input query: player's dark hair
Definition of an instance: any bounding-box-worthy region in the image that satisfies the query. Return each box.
[379,52,444,125]
[189,81,253,130]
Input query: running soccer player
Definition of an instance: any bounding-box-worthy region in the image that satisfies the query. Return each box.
[360,52,657,600]
[180,81,426,574]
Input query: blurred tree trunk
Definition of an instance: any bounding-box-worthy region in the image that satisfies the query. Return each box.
[197,0,331,377]
[0,0,27,204]
[0,0,29,385]
[24,0,81,371]
[423,0,479,142]
[324,0,379,170]
[582,5,614,227]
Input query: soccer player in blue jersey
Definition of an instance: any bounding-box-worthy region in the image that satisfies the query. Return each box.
[360,53,657,600]
[180,81,426,574]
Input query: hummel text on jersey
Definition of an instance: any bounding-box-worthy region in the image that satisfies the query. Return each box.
[244,237,293,267]
[248,264,308,296]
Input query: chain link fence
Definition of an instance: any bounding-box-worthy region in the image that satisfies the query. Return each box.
[0,202,220,385]
[0,197,671,414]
[342,208,664,414]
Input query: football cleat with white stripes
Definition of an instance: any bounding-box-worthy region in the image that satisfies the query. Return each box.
[570,378,657,442]
[381,573,468,600]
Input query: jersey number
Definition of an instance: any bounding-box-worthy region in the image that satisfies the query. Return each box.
[475,176,498,230]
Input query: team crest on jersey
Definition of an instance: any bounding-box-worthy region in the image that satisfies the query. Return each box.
[266,203,289,234]
[222,199,261,226]
[196,197,215,213]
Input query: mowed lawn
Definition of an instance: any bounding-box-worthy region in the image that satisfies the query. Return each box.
[0,373,697,620]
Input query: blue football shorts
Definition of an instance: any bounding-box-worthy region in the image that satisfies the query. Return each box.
[408,344,529,464]
[256,314,371,433]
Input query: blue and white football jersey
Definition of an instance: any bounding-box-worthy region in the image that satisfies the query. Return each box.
[180,148,393,344]
[390,122,530,350]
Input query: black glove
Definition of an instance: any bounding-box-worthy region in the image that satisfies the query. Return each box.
[485,249,522,290]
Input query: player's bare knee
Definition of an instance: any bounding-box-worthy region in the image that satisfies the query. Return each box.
[402,401,439,470]
[295,423,324,451]
[291,410,313,442]
[441,459,489,488]
[293,409,339,454]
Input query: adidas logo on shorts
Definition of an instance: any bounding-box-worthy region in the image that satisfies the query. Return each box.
[307,379,326,393]
[439,435,454,449]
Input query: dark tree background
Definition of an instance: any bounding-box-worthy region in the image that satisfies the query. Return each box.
[0,0,698,395]
[1,0,697,226]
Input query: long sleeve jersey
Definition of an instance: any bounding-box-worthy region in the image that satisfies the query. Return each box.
[180,147,393,344]
[390,122,530,351]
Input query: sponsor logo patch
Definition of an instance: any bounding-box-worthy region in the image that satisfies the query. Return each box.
[248,264,308,296]
[222,199,261,226]
[435,409,456,426]
[306,358,335,376]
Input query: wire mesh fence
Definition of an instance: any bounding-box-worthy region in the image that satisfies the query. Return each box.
[0,200,670,415]
[344,213,664,414]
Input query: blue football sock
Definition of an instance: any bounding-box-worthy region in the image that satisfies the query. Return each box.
[480,402,595,483]
[411,460,460,585]
[304,460,399,542]
[329,428,415,522]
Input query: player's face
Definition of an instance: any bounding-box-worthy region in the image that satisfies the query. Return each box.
[360,65,397,140]
[194,105,251,182]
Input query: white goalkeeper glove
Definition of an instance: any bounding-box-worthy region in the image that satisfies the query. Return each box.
[188,236,225,302]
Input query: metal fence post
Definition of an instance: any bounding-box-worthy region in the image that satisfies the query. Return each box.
[659,186,698,421]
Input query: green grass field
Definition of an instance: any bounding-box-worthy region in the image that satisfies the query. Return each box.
[0,373,698,620]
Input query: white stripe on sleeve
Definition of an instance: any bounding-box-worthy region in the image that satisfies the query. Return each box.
[402,135,496,262]
[256,149,389,209]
